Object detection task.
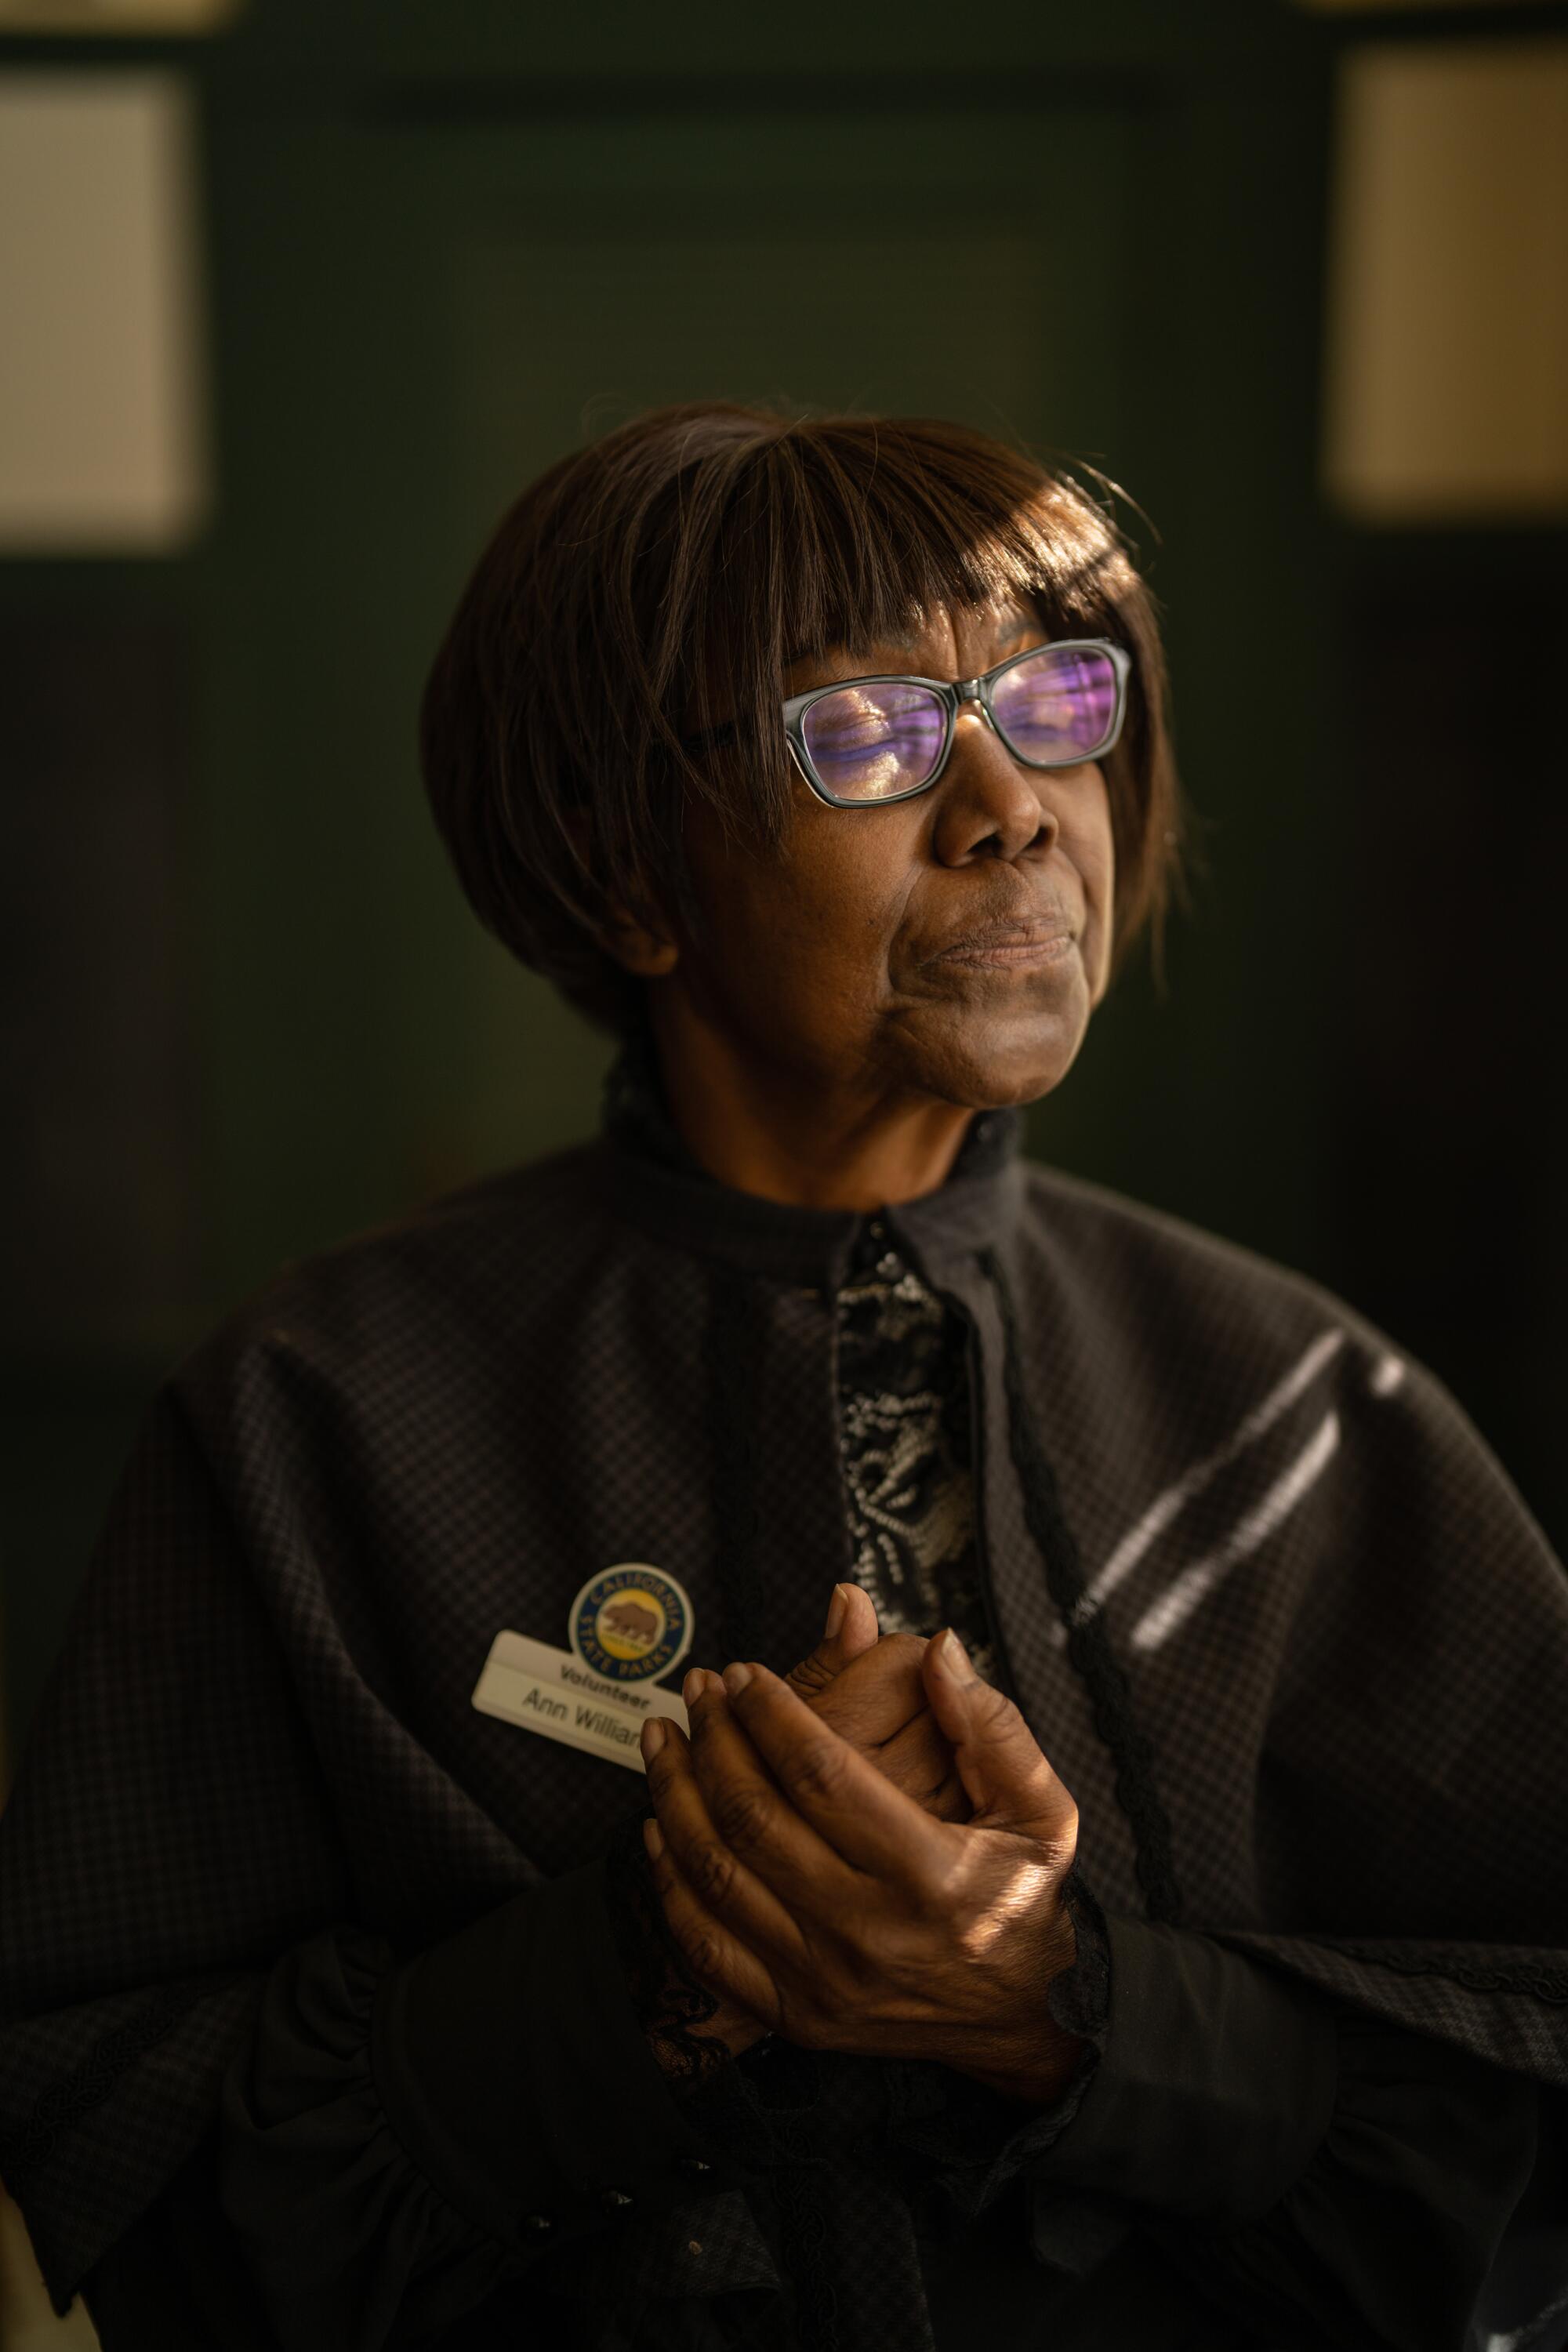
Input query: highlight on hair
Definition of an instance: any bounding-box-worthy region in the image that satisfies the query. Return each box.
[419,401,1187,1038]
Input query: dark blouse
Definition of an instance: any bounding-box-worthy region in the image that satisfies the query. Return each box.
[68,1094,1545,2352]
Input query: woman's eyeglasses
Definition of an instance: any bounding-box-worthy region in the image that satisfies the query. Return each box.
[782,637,1131,809]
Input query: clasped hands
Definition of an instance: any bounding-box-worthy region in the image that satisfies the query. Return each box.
[639,1584,1087,2106]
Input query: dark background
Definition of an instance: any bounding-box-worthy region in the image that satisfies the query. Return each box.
[2,0,1566,1792]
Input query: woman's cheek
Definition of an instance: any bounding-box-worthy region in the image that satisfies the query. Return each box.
[1076,784,1116,1000]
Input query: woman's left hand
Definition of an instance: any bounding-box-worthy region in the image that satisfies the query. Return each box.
[640,1627,1087,2104]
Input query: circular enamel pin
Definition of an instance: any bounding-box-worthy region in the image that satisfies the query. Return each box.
[569,1564,694,1686]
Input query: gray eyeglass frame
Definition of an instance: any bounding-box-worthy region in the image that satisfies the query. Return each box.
[781,637,1131,809]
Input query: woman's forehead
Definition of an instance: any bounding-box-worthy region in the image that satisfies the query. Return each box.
[786,594,1041,673]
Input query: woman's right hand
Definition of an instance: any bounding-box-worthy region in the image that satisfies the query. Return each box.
[644,1584,969,2079]
[779,1584,971,1823]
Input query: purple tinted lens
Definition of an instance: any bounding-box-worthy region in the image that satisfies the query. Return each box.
[990,647,1117,764]
[801,681,946,800]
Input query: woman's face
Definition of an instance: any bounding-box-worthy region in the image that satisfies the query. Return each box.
[655,597,1116,1115]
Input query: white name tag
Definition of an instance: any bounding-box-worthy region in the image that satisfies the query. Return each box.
[471,1628,691,1775]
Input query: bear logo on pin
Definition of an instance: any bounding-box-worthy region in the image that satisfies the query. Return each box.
[570,1565,694,1686]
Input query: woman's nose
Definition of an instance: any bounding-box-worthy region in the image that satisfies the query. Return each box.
[935,708,1058,863]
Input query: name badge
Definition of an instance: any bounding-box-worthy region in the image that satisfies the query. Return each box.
[471,1565,695,1773]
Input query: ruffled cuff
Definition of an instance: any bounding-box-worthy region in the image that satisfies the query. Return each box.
[218,1926,526,2352]
[218,1860,749,2351]
[1028,1908,1340,2228]
[883,1864,1112,2218]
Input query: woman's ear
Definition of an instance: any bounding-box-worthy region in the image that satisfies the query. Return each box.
[601,902,679,979]
[563,811,681,978]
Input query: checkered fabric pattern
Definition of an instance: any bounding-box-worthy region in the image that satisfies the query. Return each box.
[2,1041,1566,2347]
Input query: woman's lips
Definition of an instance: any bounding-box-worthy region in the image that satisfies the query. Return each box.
[928,922,1076,970]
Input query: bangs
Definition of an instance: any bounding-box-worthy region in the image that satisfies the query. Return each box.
[651,415,1143,841]
[742,421,1131,670]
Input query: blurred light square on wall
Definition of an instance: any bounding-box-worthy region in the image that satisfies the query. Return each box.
[0,68,209,550]
[0,1,237,26]
[1324,37,1568,521]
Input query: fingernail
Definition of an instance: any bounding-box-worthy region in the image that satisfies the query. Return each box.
[642,1816,664,1859]
[641,1718,667,1760]
[682,1668,704,1709]
[823,1585,848,1640]
[721,1661,754,1697]
[935,1628,978,1684]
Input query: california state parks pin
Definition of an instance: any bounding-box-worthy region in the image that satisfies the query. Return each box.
[470,1565,695,1774]
[569,1564,693,1686]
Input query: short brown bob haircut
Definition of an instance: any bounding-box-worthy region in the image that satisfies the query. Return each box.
[420,401,1185,1040]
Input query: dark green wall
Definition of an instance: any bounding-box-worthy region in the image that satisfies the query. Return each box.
[3,0,1563,1774]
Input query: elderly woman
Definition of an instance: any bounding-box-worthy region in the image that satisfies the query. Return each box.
[2,404,1566,2352]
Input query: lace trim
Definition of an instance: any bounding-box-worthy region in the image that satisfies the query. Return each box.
[979,1247,1185,1928]
[1047,1864,1113,2048]
[2,1976,212,2206]
[1298,1936,1568,2005]
[706,1264,768,1667]
[768,2103,841,2352]
[975,1861,1112,2165]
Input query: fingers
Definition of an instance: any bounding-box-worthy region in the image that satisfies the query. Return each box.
[642,1682,852,1927]
[784,1582,880,1700]
[808,1631,930,1752]
[921,1631,1078,1845]
[873,1711,972,1821]
[837,1582,880,1656]
[717,1661,949,1882]
[641,1816,782,2027]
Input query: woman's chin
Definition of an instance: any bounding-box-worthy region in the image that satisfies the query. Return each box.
[897,1003,1092,1112]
